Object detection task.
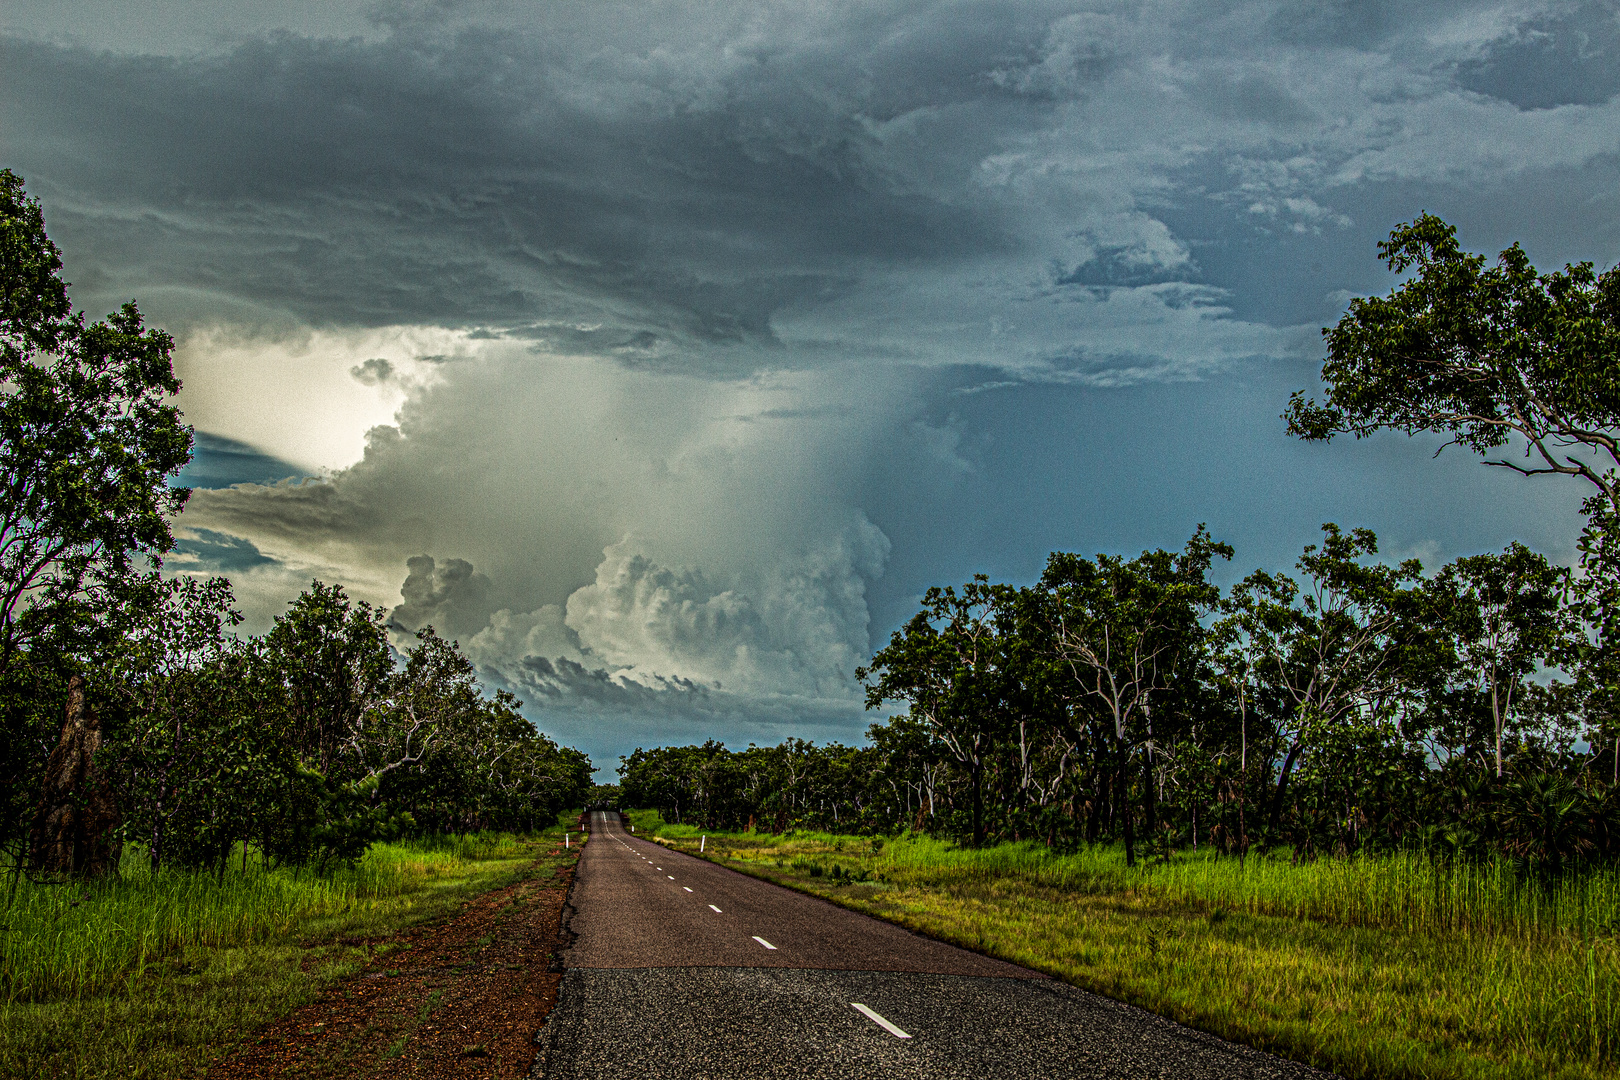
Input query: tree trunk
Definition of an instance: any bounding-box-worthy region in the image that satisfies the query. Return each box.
[1268,741,1305,840]
[970,759,985,847]
[1103,767,1115,836]
[1142,754,1157,860]
[1236,776,1248,862]
[1085,771,1102,844]
[1491,677,1503,778]
[1118,738,1135,867]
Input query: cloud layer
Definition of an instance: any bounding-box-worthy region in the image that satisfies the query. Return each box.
[14,0,1619,384]
[5,0,1618,767]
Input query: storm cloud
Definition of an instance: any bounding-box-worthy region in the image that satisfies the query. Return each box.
[5,0,1617,769]
[13,1,1618,374]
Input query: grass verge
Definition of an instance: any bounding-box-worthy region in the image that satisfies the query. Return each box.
[627,811,1620,1080]
[2,823,578,1080]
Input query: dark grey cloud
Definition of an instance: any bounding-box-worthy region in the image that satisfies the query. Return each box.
[6,0,1616,377]
[514,655,709,706]
[350,357,395,386]
[0,19,1023,352]
[1457,2,1620,110]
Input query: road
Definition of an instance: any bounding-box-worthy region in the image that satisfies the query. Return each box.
[534,811,1333,1079]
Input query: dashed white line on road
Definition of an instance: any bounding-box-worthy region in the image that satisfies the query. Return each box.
[752,936,777,950]
[683,887,693,892]
[709,904,723,912]
[668,875,675,879]
[850,1004,910,1039]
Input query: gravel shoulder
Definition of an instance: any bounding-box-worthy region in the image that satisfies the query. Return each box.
[207,855,576,1080]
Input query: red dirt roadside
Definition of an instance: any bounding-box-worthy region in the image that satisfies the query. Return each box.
[207,854,576,1080]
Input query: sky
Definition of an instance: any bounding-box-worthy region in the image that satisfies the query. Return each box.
[3,0,1617,779]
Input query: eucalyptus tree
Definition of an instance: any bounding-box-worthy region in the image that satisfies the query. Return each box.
[477,693,591,830]
[363,628,478,783]
[858,575,1016,846]
[0,172,193,862]
[102,576,296,873]
[0,171,192,674]
[735,742,783,830]
[1286,213,1620,510]
[1208,609,1272,854]
[1427,544,1571,776]
[865,715,947,832]
[619,745,689,823]
[263,582,393,776]
[1224,525,1426,840]
[994,584,1073,825]
[1040,527,1231,865]
[1285,214,1620,782]
[1566,503,1620,784]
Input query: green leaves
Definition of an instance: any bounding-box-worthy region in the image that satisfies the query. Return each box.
[0,173,192,672]
[0,172,195,870]
[262,581,393,776]
[0,170,71,360]
[1043,526,1231,742]
[1286,213,1620,490]
[1286,212,1620,789]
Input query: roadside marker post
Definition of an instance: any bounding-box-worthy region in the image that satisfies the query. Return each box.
[701,836,706,852]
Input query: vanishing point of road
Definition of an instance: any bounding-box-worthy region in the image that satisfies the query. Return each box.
[535,811,1335,1079]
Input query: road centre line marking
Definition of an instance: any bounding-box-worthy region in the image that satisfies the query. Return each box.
[850,1003,910,1039]
[752,936,777,950]
[709,904,723,913]
[668,875,675,879]
[683,887,693,892]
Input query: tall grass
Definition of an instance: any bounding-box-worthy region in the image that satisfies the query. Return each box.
[657,812,1620,941]
[868,836,1620,940]
[1,834,529,1004]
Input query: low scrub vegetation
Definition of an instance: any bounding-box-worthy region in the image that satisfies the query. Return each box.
[636,813,1620,1080]
[1,829,569,1079]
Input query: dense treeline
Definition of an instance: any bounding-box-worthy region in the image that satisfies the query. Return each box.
[620,525,1620,871]
[97,577,592,874]
[624,215,1620,876]
[0,170,591,879]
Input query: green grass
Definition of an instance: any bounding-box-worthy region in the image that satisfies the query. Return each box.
[630,812,1620,1080]
[1,823,579,1080]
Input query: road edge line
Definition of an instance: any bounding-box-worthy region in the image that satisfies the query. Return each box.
[530,819,589,1079]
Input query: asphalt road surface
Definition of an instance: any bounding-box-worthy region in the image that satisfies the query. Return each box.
[535,811,1334,1080]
